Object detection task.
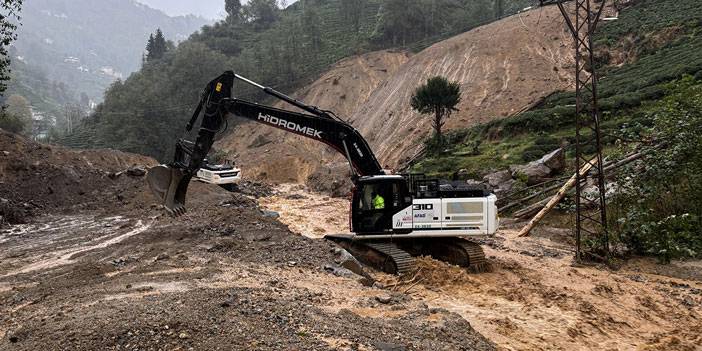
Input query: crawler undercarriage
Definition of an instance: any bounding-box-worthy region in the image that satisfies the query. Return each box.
[326,235,488,275]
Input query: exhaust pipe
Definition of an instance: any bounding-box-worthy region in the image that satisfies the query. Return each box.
[146,165,192,216]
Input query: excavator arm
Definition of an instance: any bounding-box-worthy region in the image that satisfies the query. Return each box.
[147,71,384,215]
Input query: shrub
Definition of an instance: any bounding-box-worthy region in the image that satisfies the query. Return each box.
[610,77,702,261]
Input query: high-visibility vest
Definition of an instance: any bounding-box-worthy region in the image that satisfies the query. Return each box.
[373,195,385,209]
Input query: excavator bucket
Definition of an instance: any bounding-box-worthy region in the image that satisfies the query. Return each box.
[146,165,192,216]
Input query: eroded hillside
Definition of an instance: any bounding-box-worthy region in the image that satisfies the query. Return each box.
[218,6,575,185]
[216,50,411,183]
[353,6,575,167]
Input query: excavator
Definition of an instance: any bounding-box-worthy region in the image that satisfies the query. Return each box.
[147,71,499,274]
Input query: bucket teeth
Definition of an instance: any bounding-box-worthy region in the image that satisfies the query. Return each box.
[169,205,187,217]
[147,164,192,215]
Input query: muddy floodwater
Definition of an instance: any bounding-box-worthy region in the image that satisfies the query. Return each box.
[1,183,701,350]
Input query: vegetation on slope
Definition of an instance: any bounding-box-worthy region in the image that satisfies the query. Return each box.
[412,0,702,178]
[609,77,702,261]
[411,0,702,260]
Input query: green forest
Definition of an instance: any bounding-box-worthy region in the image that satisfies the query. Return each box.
[60,0,532,159]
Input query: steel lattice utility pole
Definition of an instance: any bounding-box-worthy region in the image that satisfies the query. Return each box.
[541,0,609,261]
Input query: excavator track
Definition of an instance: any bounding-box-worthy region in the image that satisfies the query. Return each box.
[325,235,416,275]
[400,238,489,273]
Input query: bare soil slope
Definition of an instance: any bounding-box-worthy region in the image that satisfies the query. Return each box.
[0,130,157,224]
[216,50,410,184]
[217,7,574,187]
[352,6,574,166]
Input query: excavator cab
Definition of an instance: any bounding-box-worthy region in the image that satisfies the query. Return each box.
[351,176,412,234]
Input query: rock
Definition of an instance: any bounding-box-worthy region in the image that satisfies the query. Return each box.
[324,264,358,278]
[2,151,9,156]
[262,210,280,219]
[511,162,552,185]
[373,341,406,351]
[126,166,147,177]
[111,257,127,267]
[334,248,367,277]
[249,134,272,148]
[510,148,565,185]
[372,282,385,289]
[155,253,170,261]
[287,261,297,267]
[357,277,375,287]
[136,286,154,292]
[178,332,189,339]
[465,179,484,188]
[540,148,565,172]
[375,295,392,304]
[483,170,512,188]
[323,264,373,287]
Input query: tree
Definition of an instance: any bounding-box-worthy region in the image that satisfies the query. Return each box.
[495,0,504,18]
[302,1,322,51]
[80,92,91,109]
[244,0,279,29]
[145,29,168,62]
[4,94,32,136]
[225,0,243,22]
[373,0,422,46]
[410,76,461,141]
[0,111,25,134]
[61,103,85,134]
[340,0,364,34]
[0,0,22,96]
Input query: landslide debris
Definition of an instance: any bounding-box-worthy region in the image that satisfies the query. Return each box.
[217,7,575,188]
[0,130,495,350]
[0,130,157,224]
[216,50,410,186]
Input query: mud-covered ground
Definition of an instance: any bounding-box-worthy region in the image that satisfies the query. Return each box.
[0,133,495,350]
[265,185,702,351]
[2,133,701,350]
[0,181,498,350]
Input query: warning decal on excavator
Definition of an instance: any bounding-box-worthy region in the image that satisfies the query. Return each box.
[215,82,223,92]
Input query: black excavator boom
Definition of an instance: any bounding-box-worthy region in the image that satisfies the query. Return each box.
[147,71,383,215]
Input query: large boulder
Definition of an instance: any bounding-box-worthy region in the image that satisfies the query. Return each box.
[511,148,565,185]
[511,163,552,185]
[540,148,565,172]
[483,170,512,188]
[329,248,375,287]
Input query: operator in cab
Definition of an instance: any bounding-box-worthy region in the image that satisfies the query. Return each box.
[371,191,385,210]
